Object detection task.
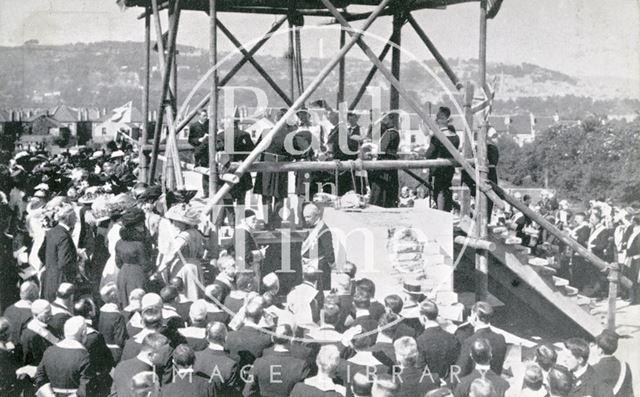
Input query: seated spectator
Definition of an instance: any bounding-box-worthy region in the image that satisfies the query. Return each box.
[345,291,378,343]
[178,300,209,351]
[161,344,215,397]
[592,330,634,397]
[307,304,344,344]
[394,336,440,397]
[453,338,510,397]
[416,299,460,379]
[548,365,573,397]
[290,345,345,396]
[21,299,57,366]
[194,322,239,394]
[112,333,169,397]
[3,280,38,345]
[243,324,310,397]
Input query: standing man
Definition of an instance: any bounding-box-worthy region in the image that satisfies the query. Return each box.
[425,107,460,212]
[592,330,634,397]
[301,203,335,290]
[368,114,400,208]
[39,205,79,302]
[188,109,212,196]
[587,209,613,296]
[560,338,614,397]
[623,212,640,305]
[569,212,591,291]
[326,111,363,195]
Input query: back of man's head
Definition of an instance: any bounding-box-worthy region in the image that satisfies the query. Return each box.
[356,278,376,297]
[205,322,227,345]
[141,293,163,312]
[596,329,619,355]
[0,317,10,342]
[334,273,352,295]
[316,345,340,375]
[173,344,196,368]
[394,336,418,368]
[244,296,264,323]
[384,294,403,315]
[31,299,50,317]
[142,308,163,330]
[100,282,118,304]
[469,377,496,397]
[56,282,75,301]
[353,291,371,310]
[535,343,558,371]
[472,301,494,324]
[523,363,544,391]
[204,283,224,302]
[322,304,341,326]
[272,324,293,345]
[379,312,399,338]
[189,300,208,324]
[20,281,39,301]
[470,338,492,366]
[548,365,573,397]
[160,286,178,303]
[63,316,87,341]
[141,332,169,354]
[419,300,438,321]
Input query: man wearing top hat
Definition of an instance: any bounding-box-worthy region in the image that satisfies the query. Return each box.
[425,106,460,212]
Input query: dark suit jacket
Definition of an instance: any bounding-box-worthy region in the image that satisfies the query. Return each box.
[417,325,461,378]
[225,325,272,365]
[593,356,633,397]
[243,350,310,397]
[290,382,344,397]
[3,303,32,344]
[397,366,441,397]
[303,223,335,287]
[39,224,77,302]
[194,348,240,395]
[456,327,507,377]
[570,365,614,397]
[112,357,154,396]
[590,227,615,262]
[162,371,215,397]
[453,368,509,397]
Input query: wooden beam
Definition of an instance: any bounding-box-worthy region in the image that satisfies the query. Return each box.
[138,7,151,182]
[203,0,393,214]
[389,12,402,113]
[174,16,288,135]
[349,39,392,110]
[216,19,293,106]
[460,82,474,215]
[320,0,505,210]
[455,235,496,252]
[209,0,218,198]
[337,28,346,107]
[407,13,463,90]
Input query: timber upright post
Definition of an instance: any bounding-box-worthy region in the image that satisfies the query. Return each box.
[138,7,151,182]
[390,8,402,117]
[337,28,346,107]
[208,0,218,199]
[607,263,619,330]
[475,0,489,302]
[461,82,474,217]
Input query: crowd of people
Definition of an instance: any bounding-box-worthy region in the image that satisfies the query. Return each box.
[0,103,635,397]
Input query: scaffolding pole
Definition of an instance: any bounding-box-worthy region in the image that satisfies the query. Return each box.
[208,0,218,198]
[138,7,151,182]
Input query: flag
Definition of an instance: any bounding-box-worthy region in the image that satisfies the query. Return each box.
[109,102,132,123]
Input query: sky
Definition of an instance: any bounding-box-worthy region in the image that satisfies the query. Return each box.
[1,0,639,80]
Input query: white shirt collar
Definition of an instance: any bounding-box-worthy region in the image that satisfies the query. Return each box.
[305,375,345,395]
[57,339,86,351]
[136,353,154,367]
[355,309,370,318]
[208,343,225,351]
[474,322,491,332]
[376,333,393,344]
[573,364,588,379]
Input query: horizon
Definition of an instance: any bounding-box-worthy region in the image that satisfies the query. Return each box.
[0,0,638,81]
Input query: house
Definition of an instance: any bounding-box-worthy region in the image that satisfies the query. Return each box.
[26,111,63,136]
[92,101,144,143]
[49,105,80,136]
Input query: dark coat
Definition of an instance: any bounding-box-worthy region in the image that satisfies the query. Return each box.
[39,224,78,302]
[34,343,92,397]
[456,327,507,377]
[189,120,210,167]
[84,328,114,396]
[218,128,255,199]
[225,325,273,365]
[115,228,153,307]
[162,371,216,397]
[0,347,20,395]
[302,223,335,288]
[396,366,441,397]
[21,322,57,366]
[368,128,400,208]
[98,305,128,349]
[417,325,461,378]
[426,130,460,187]
[3,302,32,345]
[243,350,310,397]
[569,365,614,397]
[194,348,240,395]
[111,357,154,397]
[453,368,509,397]
[593,356,634,397]
[253,126,291,198]
[289,382,344,397]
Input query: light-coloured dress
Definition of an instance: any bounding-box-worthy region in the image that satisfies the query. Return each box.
[167,228,204,301]
[100,222,122,288]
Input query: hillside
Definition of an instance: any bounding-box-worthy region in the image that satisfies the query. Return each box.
[0,41,638,117]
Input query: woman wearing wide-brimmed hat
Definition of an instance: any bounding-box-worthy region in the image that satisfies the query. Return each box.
[100,193,136,289]
[160,203,205,301]
[115,207,153,307]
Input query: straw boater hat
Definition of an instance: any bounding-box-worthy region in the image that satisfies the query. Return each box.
[110,150,125,159]
[402,279,425,297]
[165,203,201,226]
